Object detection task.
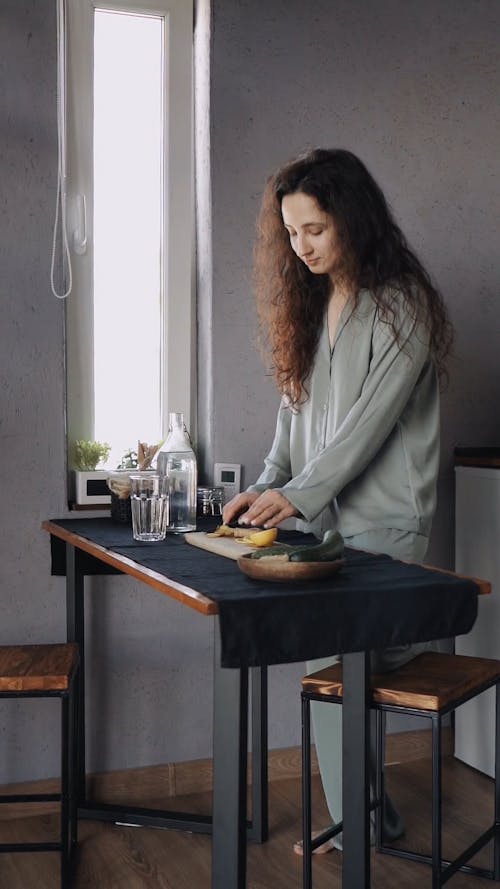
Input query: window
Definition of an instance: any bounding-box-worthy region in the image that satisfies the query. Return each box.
[65,0,193,469]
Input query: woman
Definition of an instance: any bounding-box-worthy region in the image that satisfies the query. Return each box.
[223,148,453,850]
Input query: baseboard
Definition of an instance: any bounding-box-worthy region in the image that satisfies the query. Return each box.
[0,727,452,820]
[385,725,452,765]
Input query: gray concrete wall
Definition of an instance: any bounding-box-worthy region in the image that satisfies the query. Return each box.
[0,0,68,782]
[0,0,498,783]
[0,0,215,785]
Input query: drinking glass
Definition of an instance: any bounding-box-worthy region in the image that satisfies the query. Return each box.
[130,473,168,541]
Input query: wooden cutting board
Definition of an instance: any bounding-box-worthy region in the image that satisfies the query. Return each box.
[184,531,255,560]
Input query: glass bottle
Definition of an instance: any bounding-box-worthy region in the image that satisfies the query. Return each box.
[156,412,197,532]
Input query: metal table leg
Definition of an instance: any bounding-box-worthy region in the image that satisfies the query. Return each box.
[65,544,86,805]
[212,626,249,889]
[342,650,371,888]
[247,666,268,844]
[64,542,213,833]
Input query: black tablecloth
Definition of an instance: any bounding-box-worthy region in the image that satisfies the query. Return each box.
[49,518,479,668]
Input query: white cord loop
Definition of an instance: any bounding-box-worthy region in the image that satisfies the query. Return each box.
[50,0,73,300]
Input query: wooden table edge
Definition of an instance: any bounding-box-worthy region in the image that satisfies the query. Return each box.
[42,520,218,616]
[424,562,491,596]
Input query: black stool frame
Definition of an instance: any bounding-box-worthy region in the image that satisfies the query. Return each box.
[302,676,500,889]
[0,678,79,889]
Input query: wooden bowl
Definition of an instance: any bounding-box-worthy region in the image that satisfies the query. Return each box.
[237,554,344,583]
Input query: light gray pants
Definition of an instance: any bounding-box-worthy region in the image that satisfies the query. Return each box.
[307,528,430,847]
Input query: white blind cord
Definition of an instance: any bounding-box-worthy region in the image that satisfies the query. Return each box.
[50,0,73,300]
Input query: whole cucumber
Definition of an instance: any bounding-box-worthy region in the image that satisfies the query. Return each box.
[289,529,344,562]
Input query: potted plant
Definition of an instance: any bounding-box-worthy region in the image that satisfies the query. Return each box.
[73,440,111,471]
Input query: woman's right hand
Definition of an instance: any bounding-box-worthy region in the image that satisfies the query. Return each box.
[222,492,260,525]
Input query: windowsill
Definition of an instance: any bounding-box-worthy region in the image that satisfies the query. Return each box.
[68,502,111,512]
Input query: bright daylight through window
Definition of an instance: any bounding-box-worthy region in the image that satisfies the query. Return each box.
[93,10,163,466]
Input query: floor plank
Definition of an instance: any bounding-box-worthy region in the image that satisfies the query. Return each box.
[0,755,495,888]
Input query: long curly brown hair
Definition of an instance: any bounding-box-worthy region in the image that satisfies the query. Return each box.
[254,148,453,406]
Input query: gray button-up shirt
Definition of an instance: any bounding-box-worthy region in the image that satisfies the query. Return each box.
[248,290,440,540]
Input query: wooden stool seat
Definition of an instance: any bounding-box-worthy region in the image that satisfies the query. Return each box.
[300,651,500,888]
[0,643,79,889]
[302,651,500,712]
[0,644,79,693]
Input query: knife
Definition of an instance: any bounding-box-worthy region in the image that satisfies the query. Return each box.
[226,519,266,531]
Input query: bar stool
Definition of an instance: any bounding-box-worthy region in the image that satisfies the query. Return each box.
[0,643,79,889]
[301,651,500,888]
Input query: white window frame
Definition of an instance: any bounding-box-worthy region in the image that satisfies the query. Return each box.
[65,0,194,458]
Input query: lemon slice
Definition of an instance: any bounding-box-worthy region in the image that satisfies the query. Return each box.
[245,528,278,547]
[206,524,234,538]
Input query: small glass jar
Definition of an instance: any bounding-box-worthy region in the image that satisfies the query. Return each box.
[197,485,225,517]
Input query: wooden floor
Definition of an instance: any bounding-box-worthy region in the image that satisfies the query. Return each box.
[0,754,496,888]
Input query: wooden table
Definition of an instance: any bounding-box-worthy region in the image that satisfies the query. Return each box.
[43,518,486,889]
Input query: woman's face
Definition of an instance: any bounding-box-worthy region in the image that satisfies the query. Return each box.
[281,191,343,279]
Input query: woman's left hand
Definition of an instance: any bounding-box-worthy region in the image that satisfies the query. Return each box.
[239,489,299,528]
